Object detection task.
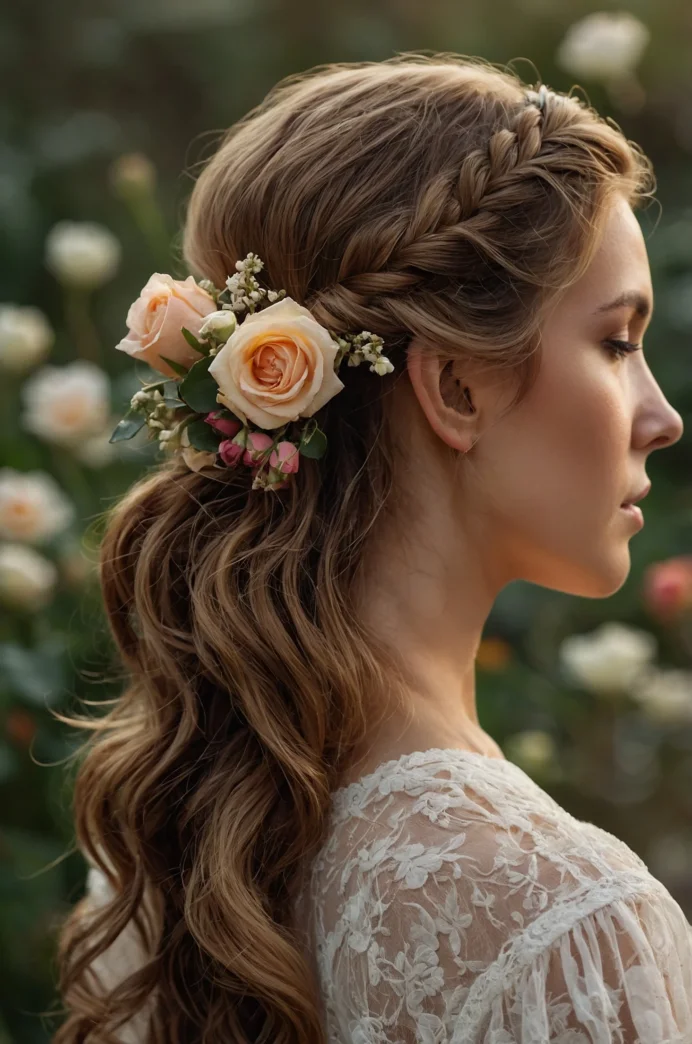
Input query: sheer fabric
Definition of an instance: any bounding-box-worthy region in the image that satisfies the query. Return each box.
[84,747,692,1042]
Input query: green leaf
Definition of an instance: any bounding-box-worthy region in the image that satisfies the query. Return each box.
[109,411,146,443]
[299,425,327,459]
[179,355,221,413]
[181,326,209,355]
[158,354,190,377]
[186,418,222,452]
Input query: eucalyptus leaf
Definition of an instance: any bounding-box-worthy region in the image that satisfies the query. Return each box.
[158,354,190,377]
[109,411,146,443]
[181,326,209,355]
[186,418,223,452]
[179,355,221,413]
[299,426,327,459]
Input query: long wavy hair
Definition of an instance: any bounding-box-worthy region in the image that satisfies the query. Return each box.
[54,54,655,1043]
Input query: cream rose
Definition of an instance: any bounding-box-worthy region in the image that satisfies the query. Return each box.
[207,297,344,430]
[116,274,217,379]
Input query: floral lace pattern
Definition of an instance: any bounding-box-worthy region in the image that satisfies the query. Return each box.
[83,747,692,1042]
[291,748,692,1043]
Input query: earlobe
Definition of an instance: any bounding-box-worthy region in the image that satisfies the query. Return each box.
[406,345,477,454]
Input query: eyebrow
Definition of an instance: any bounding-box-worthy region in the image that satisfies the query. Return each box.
[594,290,652,320]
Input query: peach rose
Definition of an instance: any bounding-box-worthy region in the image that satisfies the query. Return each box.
[116,274,217,379]
[207,297,344,430]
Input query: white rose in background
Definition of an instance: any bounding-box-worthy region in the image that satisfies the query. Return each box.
[557,12,650,81]
[559,621,658,697]
[21,360,111,446]
[0,304,54,373]
[630,667,692,725]
[45,220,121,290]
[0,543,58,611]
[0,469,74,544]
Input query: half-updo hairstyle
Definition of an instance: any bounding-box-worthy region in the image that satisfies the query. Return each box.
[55,53,654,1044]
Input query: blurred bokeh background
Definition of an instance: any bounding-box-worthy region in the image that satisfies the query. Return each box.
[2,1,692,1039]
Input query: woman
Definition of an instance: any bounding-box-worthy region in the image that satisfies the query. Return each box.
[55,54,691,1043]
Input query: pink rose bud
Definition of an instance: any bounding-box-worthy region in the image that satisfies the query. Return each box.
[205,411,241,438]
[219,439,244,467]
[269,440,300,474]
[242,431,274,467]
[643,556,692,622]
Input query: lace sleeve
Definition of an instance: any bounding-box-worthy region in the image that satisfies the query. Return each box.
[311,755,692,1044]
[452,884,692,1044]
[77,863,154,1044]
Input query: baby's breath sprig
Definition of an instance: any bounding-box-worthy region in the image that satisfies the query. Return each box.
[218,253,286,315]
[334,331,394,376]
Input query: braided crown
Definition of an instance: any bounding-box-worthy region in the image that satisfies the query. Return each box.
[305,84,564,340]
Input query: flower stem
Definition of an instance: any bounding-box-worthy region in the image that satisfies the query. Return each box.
[63,287,104,366]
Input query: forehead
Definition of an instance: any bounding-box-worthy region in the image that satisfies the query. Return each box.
[566,194,652,307]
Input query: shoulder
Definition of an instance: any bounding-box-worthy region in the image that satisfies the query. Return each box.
[306,754,691,1041]
[309,752,659,989]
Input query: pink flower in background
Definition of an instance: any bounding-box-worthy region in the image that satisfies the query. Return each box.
[269,440,300,474]
[642,556,692,621]
[116,274,216,379]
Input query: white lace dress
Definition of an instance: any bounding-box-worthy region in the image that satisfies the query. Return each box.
[84,747,692,1043]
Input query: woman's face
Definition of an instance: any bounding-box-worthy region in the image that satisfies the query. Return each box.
[467,193,683,597]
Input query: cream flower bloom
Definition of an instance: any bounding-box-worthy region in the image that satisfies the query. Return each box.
[207,297,344,430]
[0,543,58,611]
[22,361,111,445]
[45,220,121,289]
[116,273,217,379]
[0,468,74,544]
[557,12,650,81]
[559,621,657,697]
[0,304,54,373]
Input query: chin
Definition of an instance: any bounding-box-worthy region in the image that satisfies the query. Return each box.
[524,544,632,599]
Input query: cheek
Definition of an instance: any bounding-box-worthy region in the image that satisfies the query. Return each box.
[492,359,629,522]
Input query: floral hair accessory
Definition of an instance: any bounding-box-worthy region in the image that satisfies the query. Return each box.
[110,253,394,491]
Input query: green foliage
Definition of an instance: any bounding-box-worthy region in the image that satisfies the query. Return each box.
[178,355,221,413]
[186,417,222,451]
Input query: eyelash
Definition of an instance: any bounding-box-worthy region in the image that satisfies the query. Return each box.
[603,338,642,359]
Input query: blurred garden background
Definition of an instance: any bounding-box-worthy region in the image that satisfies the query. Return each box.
[2,0,692,1039]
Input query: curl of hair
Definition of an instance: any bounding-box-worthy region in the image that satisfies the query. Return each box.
[54,53,655,1043]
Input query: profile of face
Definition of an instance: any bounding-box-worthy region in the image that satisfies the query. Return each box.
[406,193,684,600]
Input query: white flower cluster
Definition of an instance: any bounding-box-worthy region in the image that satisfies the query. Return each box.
[224,253,285,314]
[130,387,179,445]
[337,331,395,377]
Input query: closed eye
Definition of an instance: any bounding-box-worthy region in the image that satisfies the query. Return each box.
[603,338,642,360]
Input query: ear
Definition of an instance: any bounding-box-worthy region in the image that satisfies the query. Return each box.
[406,343,479,454]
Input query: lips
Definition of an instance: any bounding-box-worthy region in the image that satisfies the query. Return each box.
[621,481,651,507]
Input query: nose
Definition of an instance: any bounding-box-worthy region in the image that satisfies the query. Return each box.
[648,403,684,452]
